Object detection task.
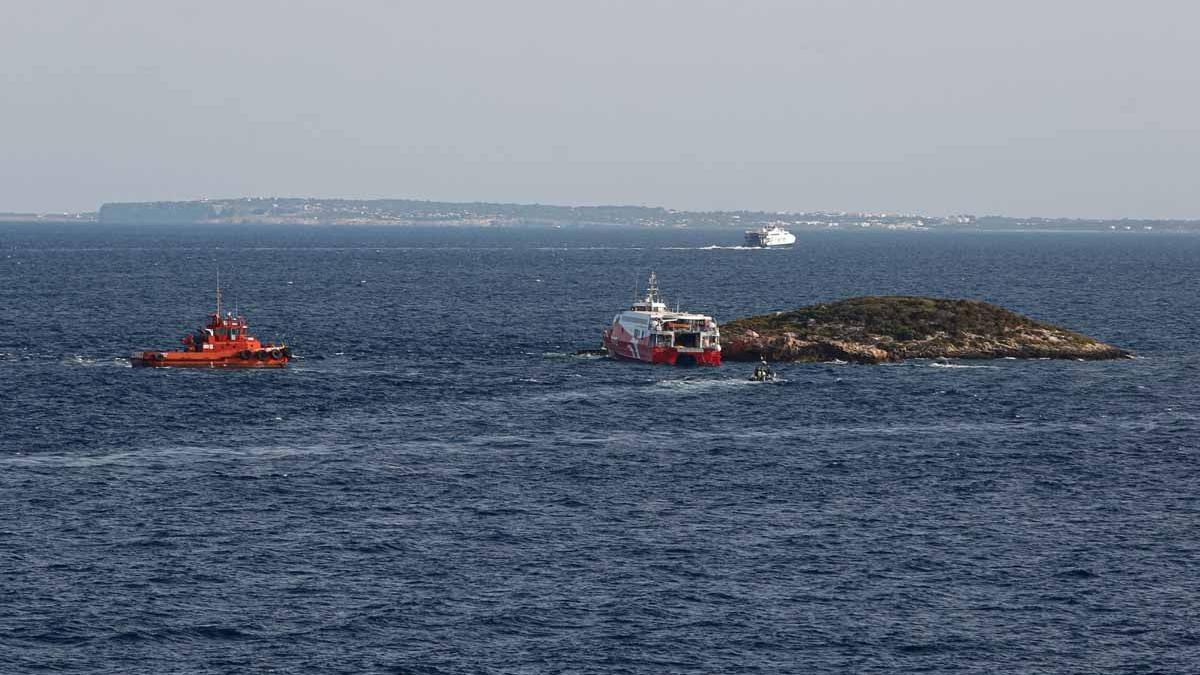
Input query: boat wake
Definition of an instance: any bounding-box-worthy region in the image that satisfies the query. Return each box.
[521,385,625,405]
[533,246,644,251]
[653,378,758,394]
[929,362,1000,370]
[662,245,765,251]
[61,354,133,368]
[541,351,608,360]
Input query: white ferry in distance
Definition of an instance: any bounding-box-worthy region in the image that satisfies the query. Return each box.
[744,224,796,247]
[601,273,721,366]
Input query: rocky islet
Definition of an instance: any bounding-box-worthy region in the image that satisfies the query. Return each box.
[720,296,1130,364]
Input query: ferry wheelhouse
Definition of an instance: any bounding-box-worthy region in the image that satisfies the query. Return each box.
[132,285,289,368]
[601,273,721,366]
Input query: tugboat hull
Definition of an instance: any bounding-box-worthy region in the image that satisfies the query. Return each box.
[131,349,289,368]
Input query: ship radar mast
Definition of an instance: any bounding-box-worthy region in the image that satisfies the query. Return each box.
[632,272,667,311]
[645,272,659,304]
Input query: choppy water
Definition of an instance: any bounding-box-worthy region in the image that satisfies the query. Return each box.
[2,223,1199,673]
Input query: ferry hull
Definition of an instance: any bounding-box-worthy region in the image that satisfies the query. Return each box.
[602,333,721,366]
[745,235,797,247]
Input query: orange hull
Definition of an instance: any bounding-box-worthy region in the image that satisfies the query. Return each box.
[133,347,289,368]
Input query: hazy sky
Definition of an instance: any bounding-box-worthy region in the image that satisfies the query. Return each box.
[2,0,1198,218]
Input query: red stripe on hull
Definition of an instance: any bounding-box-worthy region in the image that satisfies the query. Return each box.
[602,331,720,366]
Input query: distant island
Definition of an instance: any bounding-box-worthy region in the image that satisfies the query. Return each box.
[720,297,1131,363]
[2,197,1198,231]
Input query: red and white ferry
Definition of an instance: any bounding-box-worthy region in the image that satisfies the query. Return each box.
[601,273,721,366]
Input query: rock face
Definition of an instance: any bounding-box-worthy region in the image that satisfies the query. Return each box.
[720,296,1130,364]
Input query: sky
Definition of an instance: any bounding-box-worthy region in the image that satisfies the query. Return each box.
[2,0,1198,218]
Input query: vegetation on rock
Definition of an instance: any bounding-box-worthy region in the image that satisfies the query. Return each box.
[720,296,1130,363]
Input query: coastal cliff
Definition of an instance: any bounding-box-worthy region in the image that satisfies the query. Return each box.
[720,297,1130,363]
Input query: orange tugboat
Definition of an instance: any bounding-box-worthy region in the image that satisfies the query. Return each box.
[132,284,290,368]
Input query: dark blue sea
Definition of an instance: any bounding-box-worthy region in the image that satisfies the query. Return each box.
[2,223,1199,673]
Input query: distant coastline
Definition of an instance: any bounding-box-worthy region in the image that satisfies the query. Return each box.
[3,197,1199,231]
[0,212,95,223]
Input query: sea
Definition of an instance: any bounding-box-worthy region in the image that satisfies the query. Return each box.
[2,223,1198,673]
